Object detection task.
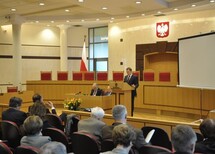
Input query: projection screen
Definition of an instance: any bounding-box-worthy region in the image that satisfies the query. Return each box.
[178,32,215,89]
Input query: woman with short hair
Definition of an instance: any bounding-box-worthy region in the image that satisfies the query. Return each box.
[20,115,51,148]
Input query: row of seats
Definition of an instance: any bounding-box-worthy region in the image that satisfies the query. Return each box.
[0,114,204,154]
[40,71,172,82]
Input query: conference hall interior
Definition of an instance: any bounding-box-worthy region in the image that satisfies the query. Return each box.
[0,0,215,154]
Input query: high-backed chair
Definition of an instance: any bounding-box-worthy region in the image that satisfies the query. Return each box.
[132,71,140,81]
[141,126,172,150]
[159,72,171,82]
[101,139,115,152]
[83,71,95,81]
[72,71,83,80]
[1,120,22,148]
[57,71,68,80]
[0,142,13,154]
[16,145,40,154]
[7,86,18,93]
[40,71,52,80]
[143,71,155,81]
[97,72,108,81]
[112,71,124,81]
[139,145,172,154]
[42,128,71,152]
[44,114,64,131]
[71,132,100,154]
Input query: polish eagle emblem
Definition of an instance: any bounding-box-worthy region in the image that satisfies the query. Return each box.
[156,22,169,38]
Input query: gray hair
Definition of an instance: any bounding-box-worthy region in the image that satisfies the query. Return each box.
[171,125,197,153]
[91,107,105,120]
[112,105,127,121]
[39,141,67,154]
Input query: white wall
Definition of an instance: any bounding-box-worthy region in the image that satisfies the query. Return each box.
[108,10,215,79]
[0,24,88,92]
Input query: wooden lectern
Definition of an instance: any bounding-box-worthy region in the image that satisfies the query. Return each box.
[110,82,134,116]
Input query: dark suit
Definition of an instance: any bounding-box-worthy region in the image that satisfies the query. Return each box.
[101,122,147,149]
[195,138,215,154]
[90,88,103,96]
[124,74,139,116]
[2,108,27,126]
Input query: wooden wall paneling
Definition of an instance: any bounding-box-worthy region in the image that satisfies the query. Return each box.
[202,89,215,111]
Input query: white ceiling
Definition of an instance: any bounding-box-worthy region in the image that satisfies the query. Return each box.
[0,0,214,27]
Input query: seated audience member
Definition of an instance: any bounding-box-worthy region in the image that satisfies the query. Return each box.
[30,102,53,129]
[78,107,106,141]
[195,119,215,154]
[30,93,57,114]
[101,124,136,154]
[39,141,67,154]
[102,105,147,149]
[2,97,27,126]
[21,116,51,148]
[103,86,112,96]
[90,83,103,96]
[171,125,197,154]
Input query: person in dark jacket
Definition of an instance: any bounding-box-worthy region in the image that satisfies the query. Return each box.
[90,83,103,96]
[195,119,215,154]
[2,97,27,126]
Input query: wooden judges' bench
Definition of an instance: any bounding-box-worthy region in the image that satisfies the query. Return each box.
[0,91,34,118]
[62,110,200,138]
[26,81,215,119]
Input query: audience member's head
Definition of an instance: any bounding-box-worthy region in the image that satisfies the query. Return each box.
[112,124,135,148]
[92,83,98,90]
[91,107,105,120]
[112,105,127,123]
[9,97,22,109]
[39,142,67,154]
[32,93,43,103]
[199,118,215,139]
[171,125,197,154]
[23,116,43,136]
[30,102,47,119]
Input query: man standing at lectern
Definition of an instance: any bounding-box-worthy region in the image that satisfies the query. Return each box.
[124,67,139,116]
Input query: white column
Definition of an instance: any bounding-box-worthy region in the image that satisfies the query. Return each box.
[11,14,24,87]
[58,25,70,71]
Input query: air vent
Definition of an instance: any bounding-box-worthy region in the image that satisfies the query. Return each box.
[73,25,82,27]
[154,14,166,17]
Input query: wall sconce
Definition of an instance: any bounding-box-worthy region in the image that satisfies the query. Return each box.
[1,25,10,32]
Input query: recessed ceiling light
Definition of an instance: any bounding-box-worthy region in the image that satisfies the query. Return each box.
[102,7,108,10]
[136,1,142,4]
[35,21,39,23]
[174,8,178,11]
[126,16,130,18]
[191,4,196,7]
[11,8,16,12]
[51,21,54,23]
[141,13,145,16]
[66,20,70,23]
[96,18,100,21]
[47,25,50,27]
[110,20,113,23]
[65,9,70,12]
[78,0,84,2]
[111,17,115,20]
[157,11,162,14]
[81,19,85,22]
[39,2,45,6]
[210,0,215,3]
